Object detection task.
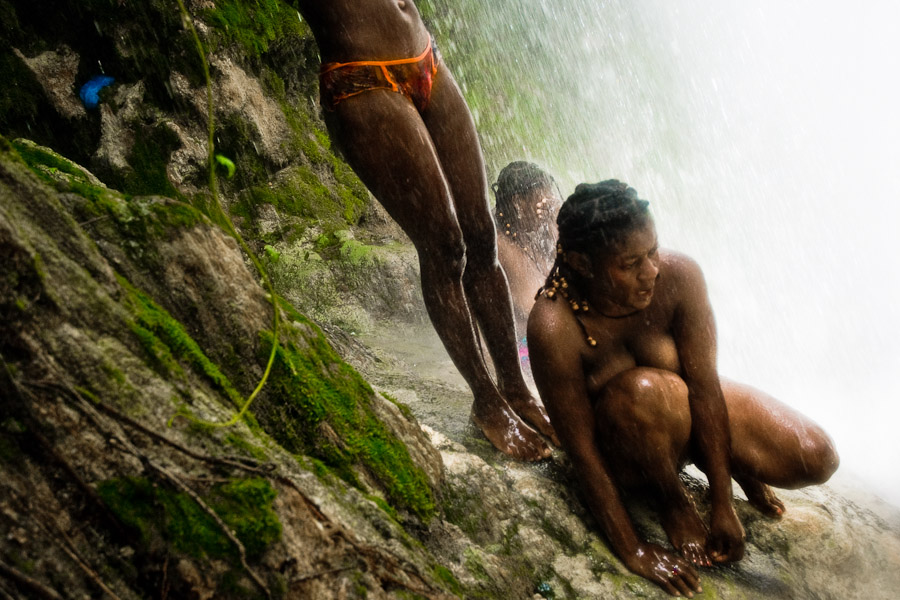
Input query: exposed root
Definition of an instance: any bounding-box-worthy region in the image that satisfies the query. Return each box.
[0,559,63,600]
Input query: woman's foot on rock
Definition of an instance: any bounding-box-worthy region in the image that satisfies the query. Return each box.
[471,394,552,461]
[736,476,785,518]
[502,389,561,447]
[660,493,712,567]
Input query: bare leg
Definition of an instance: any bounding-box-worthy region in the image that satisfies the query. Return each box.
[595,368,712,566]
[722,379,839,517]
[593,368,839,561]
[325,89,550,460]
[421,64,559,445]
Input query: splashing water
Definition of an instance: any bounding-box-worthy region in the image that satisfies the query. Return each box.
[431,0,900,505]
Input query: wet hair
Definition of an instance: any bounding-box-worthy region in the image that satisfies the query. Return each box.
[555,179,650,256]
[492,162,561,271]
[538,180,651,345]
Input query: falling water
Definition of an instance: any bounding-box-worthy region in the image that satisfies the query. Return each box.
[428,0,900,505]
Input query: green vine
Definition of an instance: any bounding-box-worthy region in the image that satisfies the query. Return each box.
[169,0,279,428]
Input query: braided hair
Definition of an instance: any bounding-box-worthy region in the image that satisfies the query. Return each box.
[538,180,651,345]
[492,162,561,273]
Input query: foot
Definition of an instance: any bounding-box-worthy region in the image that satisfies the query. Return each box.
[501,388,561,447]
[660,492,712,567]
[471,391,552,461]
[736,475,785,518]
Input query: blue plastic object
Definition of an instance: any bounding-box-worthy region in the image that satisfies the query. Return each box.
[79,75,115,109]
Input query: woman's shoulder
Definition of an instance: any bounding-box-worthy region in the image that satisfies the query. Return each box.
[657,249,712,312]
[527,294,581,345]
[660,249,706,286]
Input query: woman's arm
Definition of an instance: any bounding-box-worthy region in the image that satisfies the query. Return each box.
[669,254,745,562]
[528,300,700,596]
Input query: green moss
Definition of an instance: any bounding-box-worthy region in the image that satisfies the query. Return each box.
[539,515,581,555]
[432,565,464,597]
[148,200,205,233]
[204,0,307,59]
[128,321,184,378]
[100,361,127,387]
[381,392,415,422]
[225,432,269,462]
[339,239,379,268]
[253,303,435,520]
[12,138,202,245]
[444,485,486,540]
[96,476,281,561]
[210,478,282,557]
[11,138,119,210]
[463,547,491,583]
[365,494,399,521]
[233,161,367,245]
[117,274,244,409]
[10,139,93,183]
[111,124,182,198]
[73,386,100,404]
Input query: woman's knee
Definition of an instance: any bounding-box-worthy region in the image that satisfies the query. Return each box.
[416,222,467,277]
[598,368,689,432]
[799,427,840,485]
[460,213,499,266]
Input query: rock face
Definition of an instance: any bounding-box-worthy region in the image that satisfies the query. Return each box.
[2,2,900,599]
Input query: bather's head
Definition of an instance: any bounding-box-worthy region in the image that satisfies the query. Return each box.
[493,161,562,241]
[543,180,658,316]
[555,179,652,259]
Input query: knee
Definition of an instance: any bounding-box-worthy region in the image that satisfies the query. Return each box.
[416,224,466,276]
[801,428,840,485]
[461,218,500,267]
[598,368,688,430]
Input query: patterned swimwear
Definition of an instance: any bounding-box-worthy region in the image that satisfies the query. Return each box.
[319,38,439,112]
[517,336,530,371]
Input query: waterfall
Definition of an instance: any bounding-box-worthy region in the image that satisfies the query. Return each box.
[432,0,900,505]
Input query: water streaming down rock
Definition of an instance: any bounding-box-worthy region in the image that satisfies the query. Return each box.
[424,0,900,507]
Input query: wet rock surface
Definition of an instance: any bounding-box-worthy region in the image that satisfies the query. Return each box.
[352,322,900,600]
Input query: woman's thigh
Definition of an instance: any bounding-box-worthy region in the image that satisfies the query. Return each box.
[421,65,497,255]
[594,368,693,486]
[722,379,838,487]
[326,88,462,249]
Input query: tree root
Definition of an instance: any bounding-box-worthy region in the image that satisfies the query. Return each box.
[0,559,63,600]
[14,363,450,599]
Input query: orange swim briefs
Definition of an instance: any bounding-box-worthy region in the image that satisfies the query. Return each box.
[319,38,439,112]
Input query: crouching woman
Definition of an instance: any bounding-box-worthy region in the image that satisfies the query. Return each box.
[527,180,838,596]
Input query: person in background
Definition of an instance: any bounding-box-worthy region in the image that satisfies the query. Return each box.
[528,180,839,596]
[492,161,562,372]
[295,0,558,458]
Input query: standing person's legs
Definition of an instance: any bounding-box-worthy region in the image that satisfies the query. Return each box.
[421,64,558,444]
[324,89,550,460]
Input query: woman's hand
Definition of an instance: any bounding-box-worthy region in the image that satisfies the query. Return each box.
[707,506,746,563]
[625,542,702,597]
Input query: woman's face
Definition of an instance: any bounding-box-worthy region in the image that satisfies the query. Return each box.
[594,220,660,313]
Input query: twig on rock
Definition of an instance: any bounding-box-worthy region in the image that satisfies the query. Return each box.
[0,559,63,600]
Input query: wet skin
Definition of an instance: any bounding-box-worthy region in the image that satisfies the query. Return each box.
[495,183,562,336]
[294,0,558,458]
[527,220,839,595]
